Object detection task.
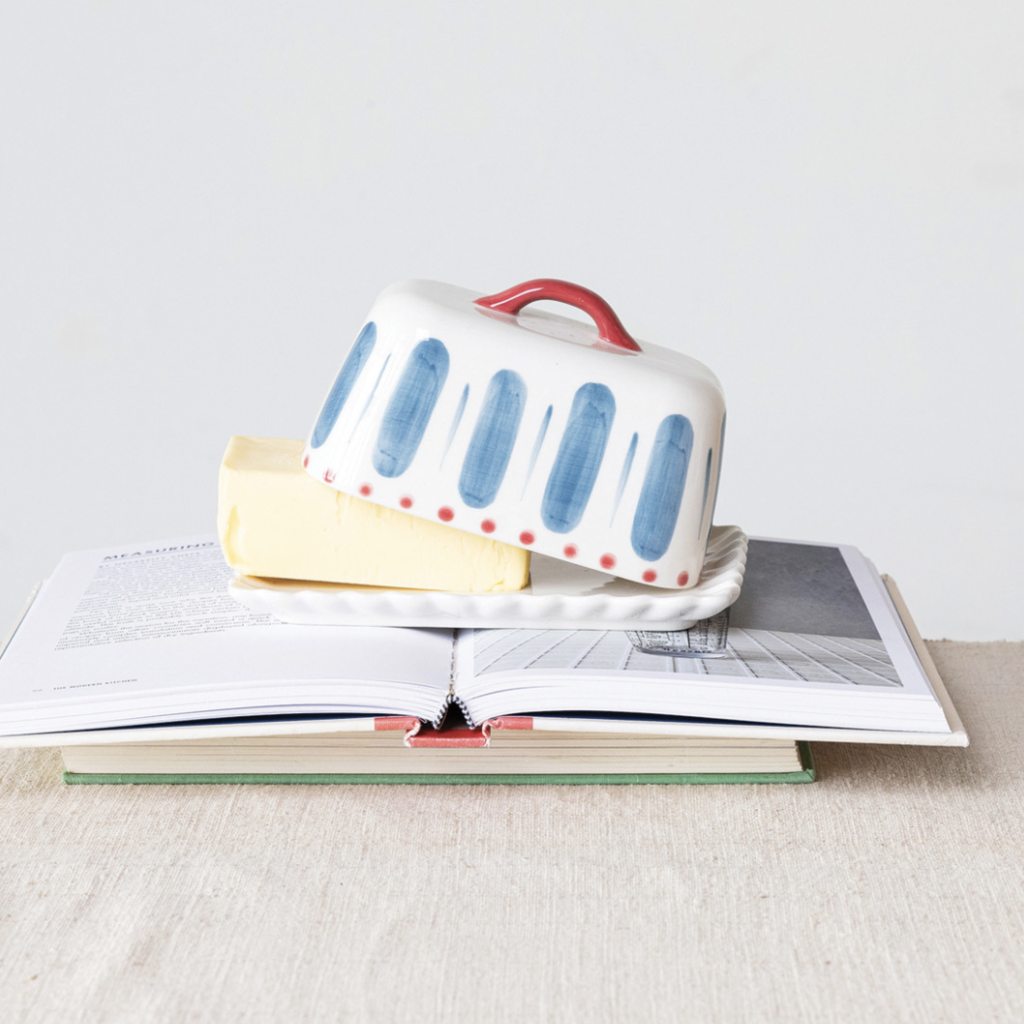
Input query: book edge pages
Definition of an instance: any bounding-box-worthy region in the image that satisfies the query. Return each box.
[881,575,968,746]
[10,715,390,748]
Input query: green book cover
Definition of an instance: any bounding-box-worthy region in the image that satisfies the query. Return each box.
[62,742,815,785]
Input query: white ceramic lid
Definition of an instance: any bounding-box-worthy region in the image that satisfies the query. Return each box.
[303,278,726,589]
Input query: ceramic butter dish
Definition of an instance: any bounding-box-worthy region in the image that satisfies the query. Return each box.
[303,279,726,589]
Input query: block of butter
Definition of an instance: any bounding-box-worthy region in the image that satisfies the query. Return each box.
[218,437,531,592]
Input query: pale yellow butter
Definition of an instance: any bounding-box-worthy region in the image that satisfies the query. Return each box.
[217,437,531,592]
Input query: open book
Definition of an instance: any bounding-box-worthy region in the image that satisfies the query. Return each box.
[0,534,964,745]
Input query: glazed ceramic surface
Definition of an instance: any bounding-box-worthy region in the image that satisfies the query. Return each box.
[229,525,746,630]
[303,279,727,589]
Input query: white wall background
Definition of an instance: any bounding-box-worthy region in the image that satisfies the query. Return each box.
[1,2,1022,641]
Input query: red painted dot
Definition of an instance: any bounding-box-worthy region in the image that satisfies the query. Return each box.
[399,496,413,509]
[519,531,535,546]
[438,506,455,522]
[359,483,372,497]
[642,569,657,583]
[481,519,496,533]
[323,469,335,484]
[600,553,617,570]
[563,544,578,559]
[302,455,309,469]
[677,571,690,587]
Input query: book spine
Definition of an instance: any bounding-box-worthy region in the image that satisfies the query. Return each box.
[405,724,490,748]
[402,716,534,747]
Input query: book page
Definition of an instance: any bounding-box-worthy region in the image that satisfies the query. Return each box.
[0,535,454,734]
[454,539,947,731]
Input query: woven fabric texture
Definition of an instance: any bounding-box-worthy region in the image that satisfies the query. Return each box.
[1,641,1022,1023]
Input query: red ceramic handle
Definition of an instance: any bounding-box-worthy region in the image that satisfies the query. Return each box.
[474,279,642,352]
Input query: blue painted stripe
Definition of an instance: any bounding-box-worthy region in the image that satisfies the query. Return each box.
[631,414,694,561]
[541,383,616,534]
[610,433,639,525]
[458,370,527,508]
[372,338,449,478]
[311,321,376,448]
[441,384,470,467]
[698,447,713,535]
[522,405,553,496]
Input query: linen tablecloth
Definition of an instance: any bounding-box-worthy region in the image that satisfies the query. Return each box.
[2,641,1022,1022]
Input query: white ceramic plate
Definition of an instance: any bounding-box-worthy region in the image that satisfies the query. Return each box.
[228,525,747,631]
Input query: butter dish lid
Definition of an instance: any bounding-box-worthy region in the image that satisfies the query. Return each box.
[303,278,727,589]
